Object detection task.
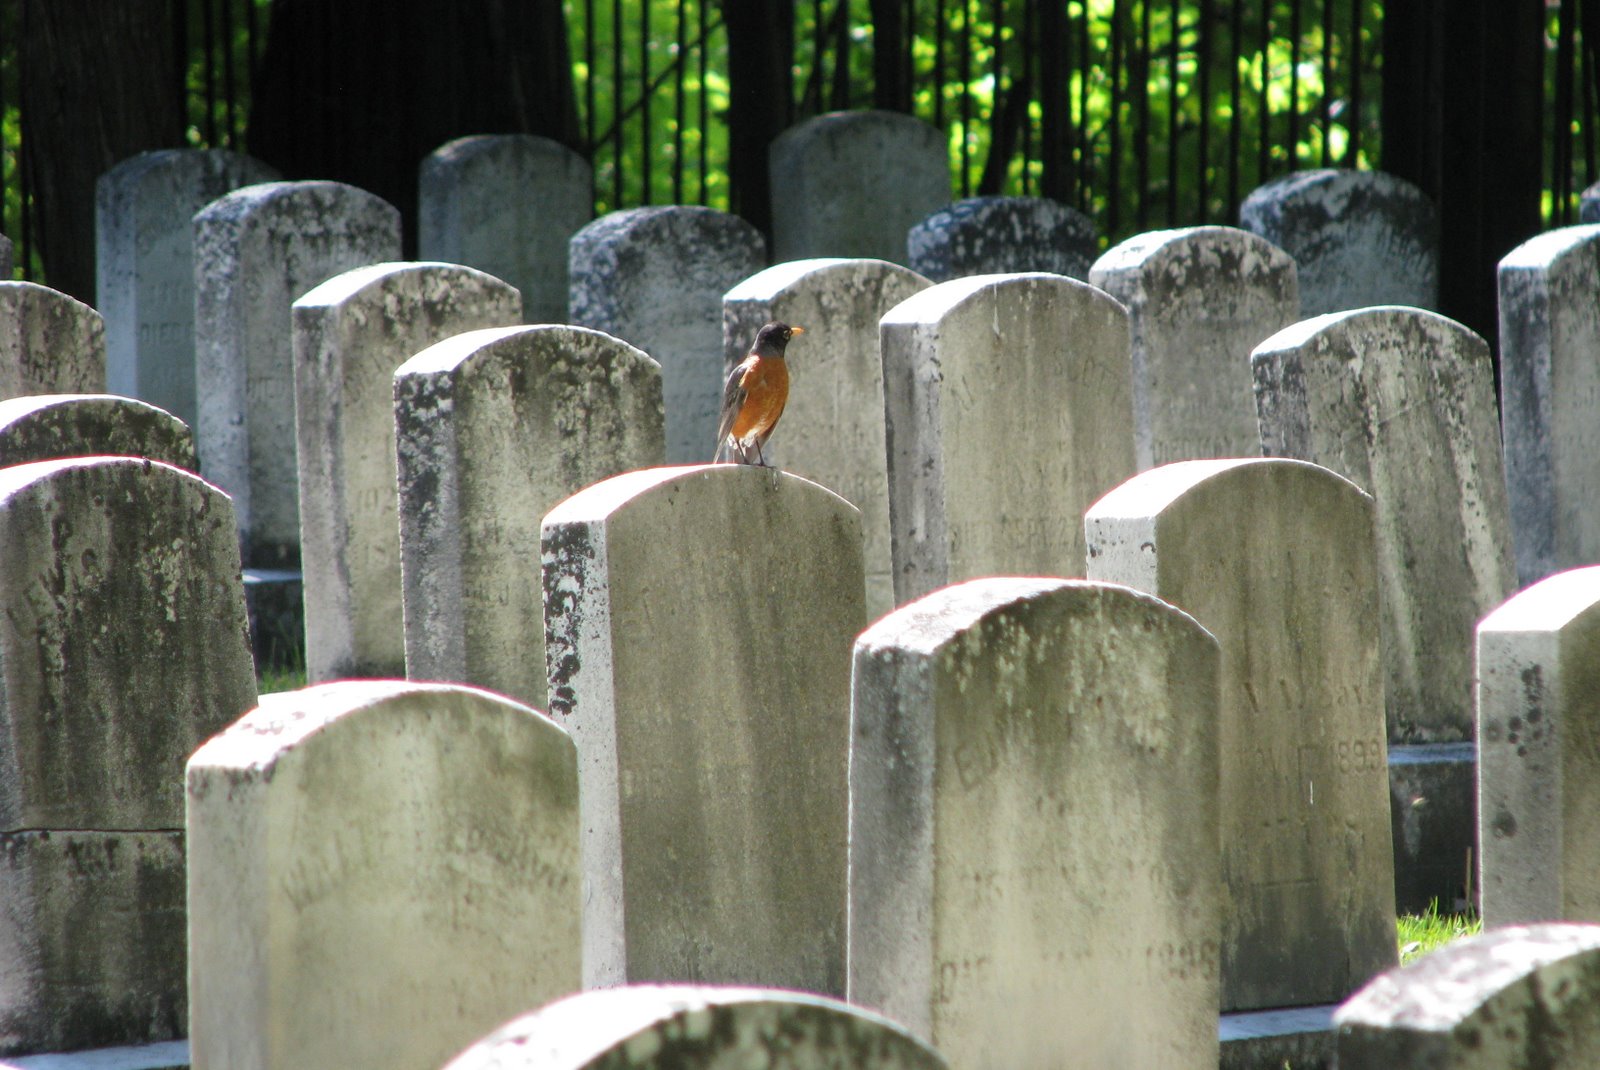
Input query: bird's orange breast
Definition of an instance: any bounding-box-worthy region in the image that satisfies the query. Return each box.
[730,356,789,439]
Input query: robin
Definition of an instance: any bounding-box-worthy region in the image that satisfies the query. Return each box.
[714,321,805,466]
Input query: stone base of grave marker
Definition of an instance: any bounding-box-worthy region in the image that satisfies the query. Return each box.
[1389,745,1476,915]
[1219,1007,1335,1070]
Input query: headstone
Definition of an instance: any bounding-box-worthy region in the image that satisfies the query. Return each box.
[395,324,664,708]
[419,135,592,324]
[569,206,765,463]
[0,393,196,470]
[1253,306,1517,742]
[1497,224,1600,585]
[0,234,13,279]
[292,261,522,682]
[849,577,1221,1068]
[0,457,257,1054]
[1476,565,1600,928]
[1335,923,1600,1069]
[0,281,106,399]
[187,680,579,1070]
[907,196,1098,282]
[1090,225,1299,470]
[723,258,930,619]
[1085,457,1396,1010]
[769,111,948,264]
[1239,168,1438,316]
[96,149,280,429]
[879,272,1135,605]
[1581,182,1600,224]
[442,985,948,1070]
[194,179,401,568]
[542,465,864,993]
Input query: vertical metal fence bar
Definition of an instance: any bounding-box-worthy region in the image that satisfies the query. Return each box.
[1557,0,1576,221]
[221,0,237,146]
[698,0,709,203]
[585,0,597,189]
[1228,0,1242,215]
[1136,0,1151,229]
[1582,0,1597,187]
[933,0,946,127]
[247,0,261,81]
[674,0,686,204]
[201,0,217,144]
[1,0,9,265]
[959,0,972,196]
[1319,0,1333,166]
[1167,0,1180,226]
[1198,0,1212,219]
[1022,0,1034,195]
[1288,0,1301,166]
[991,0,1004,194]
[1109,0,1123,232]
[17,0,29,276]
[1257,0,1271,186]
[1078,0,1091,212]
[612,0,624,208]
[1347,0,1361,164]
[640,0,651,204]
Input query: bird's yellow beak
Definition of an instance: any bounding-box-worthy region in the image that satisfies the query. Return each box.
[791,326,806,335]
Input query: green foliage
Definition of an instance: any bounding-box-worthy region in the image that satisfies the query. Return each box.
[1397,900,1482,966]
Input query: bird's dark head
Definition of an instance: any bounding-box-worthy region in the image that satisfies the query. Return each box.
[753,321,805,358]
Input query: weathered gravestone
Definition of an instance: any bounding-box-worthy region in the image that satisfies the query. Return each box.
[0,234,12,279]
[724,257,930,619]
[0,281,106,399]
[1253,307,1517,742]
[0,393,196,470]
[1497,225,1600,585]
[770,111,949,264]
[569,206,764,463]
[194,180,401,568]
[880,272,1135,605]
[395,324,664,708]
[906,196,1098,283]
[0,457,257,1055]
[850,577,1220,1069]
[1335,923,1600,1069]
[1085,457,1396,1011]
[1090,225,1299,470]
[442,985,948,1070]
[293,261,522,682]
[1239,168,1438,316]
[96,149,279,429]
[1476,565,1600,929]
[186,680,579,1070]
[419,135,592,323]
[542,465,864,994]
[1581,182,1600,224]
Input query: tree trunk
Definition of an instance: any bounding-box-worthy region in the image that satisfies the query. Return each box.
[720,0,794,238]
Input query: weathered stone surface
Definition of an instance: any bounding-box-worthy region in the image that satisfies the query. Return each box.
[442,985,948,1070]
[187,681,580,1070]
[1335,923,1600,1069]
[1581,182,1600,224]
[906,196,1097,283]
[193,180,401,568]
[880,272,1135,605]
[395,324,663,708]
[419,135,592,323]
[292,261,521,682]
[1253,307,1516,742]
[569,206,765,462]
[723,258,930,619]
[1476,565,1600,928]
[0,394,196,470]
[770,111,949,264]
[96,149,279,429]
[0,235,12,280]
[0,282,106,400]
[1090,225,1298,469]
[542,465,864,993]
[1239,168,1438,316]
[1497,225,1600,585]
[1086,458,1395,1010]
[849,577,1220,1068]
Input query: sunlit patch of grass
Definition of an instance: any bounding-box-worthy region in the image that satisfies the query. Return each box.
[1397,900,1481,966]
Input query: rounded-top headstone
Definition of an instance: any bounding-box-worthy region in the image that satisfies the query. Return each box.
[0,393,196,470]
[1581,181,1600,224]
[0,281,107,400]
[907,195,1098,282]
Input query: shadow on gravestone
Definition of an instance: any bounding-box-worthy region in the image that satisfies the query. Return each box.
[0,234,12,279]
[0,281,106,400]
[907,196,1098,283]
[849,577,1220,1069]
[443,986,948,1070]
[542,465,864,995]
[395,324,664,710]
[1335,924,1600,1069]
[186,681,579,1070]
[0,393,196,470]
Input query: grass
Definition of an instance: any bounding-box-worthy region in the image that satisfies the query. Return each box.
[1398,900,1481,966]
[256,662,308,696]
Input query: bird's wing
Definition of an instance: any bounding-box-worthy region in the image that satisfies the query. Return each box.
[714,355,756,452]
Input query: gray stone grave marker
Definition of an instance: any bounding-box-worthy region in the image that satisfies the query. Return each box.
[0,281,106,399]
[0,234,13,279]
[569,206,764,463]
[907,196,1098,282]
[850,577,1220,1068]
[419,134,592,323]
[194,179,401,567]
[1090,225,1299,470]
[292,261,521,682]
[542,465,864,994]
[1239,168,1438,316]
[723,257,930,619]
[187,680,579,1070]
[1477,565,1600,928]
[96,149,280,429]
[1582,182,1600,224]
[1086,457,1396,1011]
[1253,307,1516,742]
[880,272,1135,605]
[0,393,196,470]
[395,324,663,708]
[0,456,256,1055]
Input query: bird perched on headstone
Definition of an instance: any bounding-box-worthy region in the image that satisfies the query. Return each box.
[714,321,805,466]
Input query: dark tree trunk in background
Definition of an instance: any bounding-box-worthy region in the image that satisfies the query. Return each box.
[19,0,185,300]
[247,0,580,254]
[870,0,911,113]
[721,0,794,238]
[1037,1,1074,205]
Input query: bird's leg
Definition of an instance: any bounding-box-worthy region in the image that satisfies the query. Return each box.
[755,440,771,468]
